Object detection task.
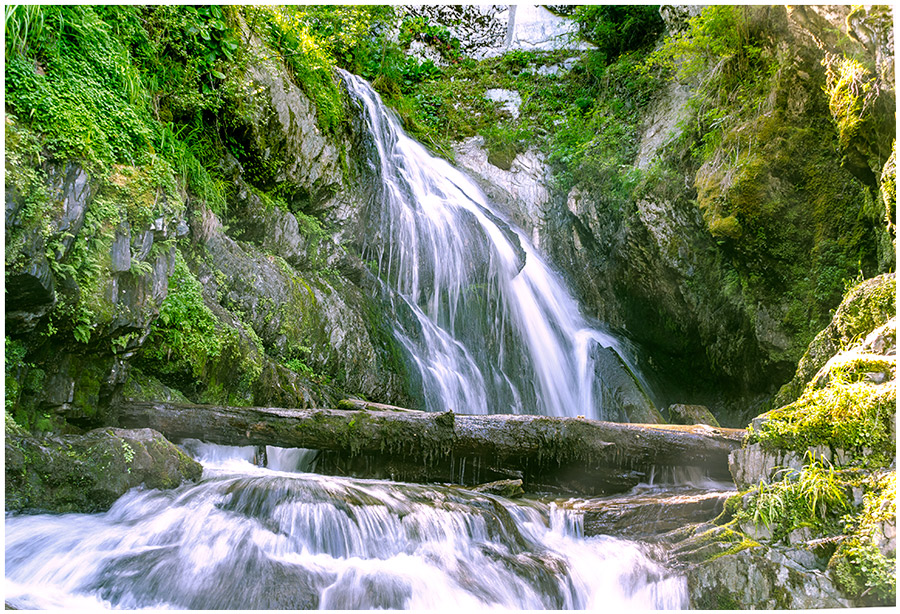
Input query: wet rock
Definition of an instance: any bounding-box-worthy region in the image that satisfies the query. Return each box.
[5,427,202,514]
[572,490,732,539]
[453,135,551,247]
[470,478,525,498]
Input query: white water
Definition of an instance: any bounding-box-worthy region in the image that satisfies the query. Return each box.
[345,71,649,419]
[5,444,688,610]
[5,72,683,610]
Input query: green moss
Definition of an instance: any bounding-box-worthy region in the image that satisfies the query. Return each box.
[755,382,895,463]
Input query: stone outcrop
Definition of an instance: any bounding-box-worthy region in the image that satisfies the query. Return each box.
[666,404,721,427]
[5,424,202,513]
[676,528,852,609]
[398,5,590,62]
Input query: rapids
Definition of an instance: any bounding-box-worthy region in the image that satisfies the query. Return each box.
[5,443,689,610]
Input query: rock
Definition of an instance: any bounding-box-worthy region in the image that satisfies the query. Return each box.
[484,88,522,119]
[397,5,590,62]
[571,489,732,539]
[729,442,804,490]
[469,478,524,498]
[5,427,202,514]
[667,404,721,427]
[453,135,551,247]
[658,5,704,32]
[773,274,895,407]
[685,545,852,609]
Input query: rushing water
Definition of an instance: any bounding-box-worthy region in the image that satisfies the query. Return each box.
[343,70,651,419]
[5,444,689,610]
[5,72,688,609]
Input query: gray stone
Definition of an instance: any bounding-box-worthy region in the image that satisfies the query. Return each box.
[484,88,522,119]
[729,442,804,489]
[110,224,132,272]
[684,545,852,609]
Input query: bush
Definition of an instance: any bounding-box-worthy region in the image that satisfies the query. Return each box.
[573,6,664,64]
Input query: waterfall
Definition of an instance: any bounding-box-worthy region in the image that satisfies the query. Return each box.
[343,70,650,419]
[5,445,689,609]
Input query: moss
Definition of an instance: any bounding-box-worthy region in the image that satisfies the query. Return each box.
[755,381,894,464]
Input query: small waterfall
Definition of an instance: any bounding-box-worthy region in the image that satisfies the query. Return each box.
[5,446,688,610]
[343,70,649,419]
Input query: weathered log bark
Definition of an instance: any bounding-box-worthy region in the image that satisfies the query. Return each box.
[113,401,746,495]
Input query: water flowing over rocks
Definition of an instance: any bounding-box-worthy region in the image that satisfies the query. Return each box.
[4,5,895,610]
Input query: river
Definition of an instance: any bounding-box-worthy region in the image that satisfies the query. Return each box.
[5,442,692,609]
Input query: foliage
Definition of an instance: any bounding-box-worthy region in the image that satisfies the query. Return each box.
[398,15,461,62]
[139,249,223,382]
[737,453,852,538]
[573,5,663,64]
[249,6,344,133]
[829,470,896,604]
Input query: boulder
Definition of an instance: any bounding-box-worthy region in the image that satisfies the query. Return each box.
[667,404,721,427]
[5,426,202,514]
[685,544,851,609]
[773,274,895,407]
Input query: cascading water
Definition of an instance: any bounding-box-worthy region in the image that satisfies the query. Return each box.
[5,444,688,609]
[343,70,651,419]
[4,72,690,610]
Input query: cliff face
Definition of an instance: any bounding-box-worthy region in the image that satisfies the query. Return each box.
[5,9,417,434]
[5,5,895,431]
[446,5,895,422]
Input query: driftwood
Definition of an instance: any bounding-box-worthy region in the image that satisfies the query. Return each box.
[114,401,746,495]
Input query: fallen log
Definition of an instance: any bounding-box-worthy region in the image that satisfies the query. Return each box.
[113,401,746,495]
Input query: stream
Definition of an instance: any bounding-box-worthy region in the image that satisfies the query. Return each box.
[5,442,693,609]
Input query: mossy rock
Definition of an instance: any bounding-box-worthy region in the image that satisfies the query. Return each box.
[5,427,202,514]
[773,273,895,407]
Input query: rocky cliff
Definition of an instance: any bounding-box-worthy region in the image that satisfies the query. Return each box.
[445,5,895,423]
[5,8,421,440]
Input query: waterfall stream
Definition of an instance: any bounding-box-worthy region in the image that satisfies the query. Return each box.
[5,444,689,609]
[5,73,689,609]
[343,70,650,419]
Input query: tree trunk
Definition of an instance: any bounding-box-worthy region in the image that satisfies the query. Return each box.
[114,401,745,495]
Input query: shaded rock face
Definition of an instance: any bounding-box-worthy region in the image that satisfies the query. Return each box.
[5,426,202,514]
[453,5,895,423]
[666,404,720,428]
[5,17,418,426]
[5,157,183,426]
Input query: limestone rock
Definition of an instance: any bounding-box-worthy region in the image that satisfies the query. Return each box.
[729,442,805,490]
[398,5,590,62]
[5,427,202,514]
